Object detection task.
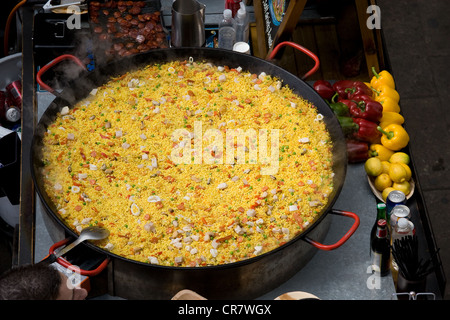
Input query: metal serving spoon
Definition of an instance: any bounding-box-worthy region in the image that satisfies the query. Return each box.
[40,226,109,264]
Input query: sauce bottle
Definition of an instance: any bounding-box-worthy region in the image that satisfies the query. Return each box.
[370,219,390,276]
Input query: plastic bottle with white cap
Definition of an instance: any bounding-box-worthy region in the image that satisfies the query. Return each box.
[235,2,249,43]
[391,217,414,244]
[218,9,236,50]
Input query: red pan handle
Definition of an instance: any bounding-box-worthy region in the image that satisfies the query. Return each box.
[36,54,87,94]
[46,237,109,276]
[268,41,320,80]
[304,209,360,251]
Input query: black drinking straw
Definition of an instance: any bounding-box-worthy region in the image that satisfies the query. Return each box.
[391,235,440,281]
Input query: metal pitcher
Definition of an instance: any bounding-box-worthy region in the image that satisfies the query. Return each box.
[171,0,206,47]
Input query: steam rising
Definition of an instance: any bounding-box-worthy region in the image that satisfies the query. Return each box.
[38,46,348,207]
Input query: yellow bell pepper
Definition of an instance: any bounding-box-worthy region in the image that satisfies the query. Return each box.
[376,96,401,113]
[368,143,395,161]
[370,67,395,90]
[379,111,405,129]
[373,84,400,104]
[377,124,409,151]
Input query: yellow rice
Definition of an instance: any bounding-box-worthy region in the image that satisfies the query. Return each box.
[40,59,334,267]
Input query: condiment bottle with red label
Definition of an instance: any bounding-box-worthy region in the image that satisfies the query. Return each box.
[370,219,390,276]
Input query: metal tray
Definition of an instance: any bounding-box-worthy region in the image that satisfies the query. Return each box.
[87,0,169,64]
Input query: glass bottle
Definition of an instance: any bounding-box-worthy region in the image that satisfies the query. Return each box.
[370,219,390,276]
[370,202,387,247]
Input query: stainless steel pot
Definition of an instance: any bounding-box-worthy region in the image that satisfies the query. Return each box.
[171,0,206,47]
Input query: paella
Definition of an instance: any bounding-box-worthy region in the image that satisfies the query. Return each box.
[40,58,335,267]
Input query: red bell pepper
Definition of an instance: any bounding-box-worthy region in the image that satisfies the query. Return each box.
[332,80,354,99]
[346,140,369,163]
[337,116,380,142]
[352,118,381,143]
[351,93,375,104]
[333,80,372,100]
[313,80,335,100]
[338,98,358,111]
[345,81,373,100]
[348,95,383,122]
